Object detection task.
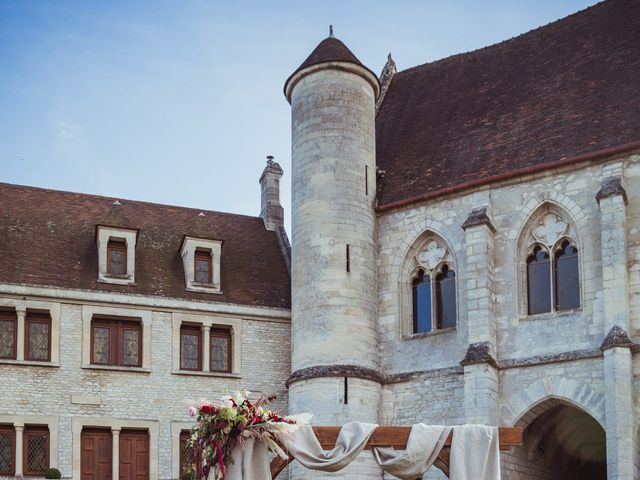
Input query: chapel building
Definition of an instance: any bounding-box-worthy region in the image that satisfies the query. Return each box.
[1,0,640,479]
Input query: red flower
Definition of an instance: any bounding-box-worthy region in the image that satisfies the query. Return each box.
[200,404,216,415]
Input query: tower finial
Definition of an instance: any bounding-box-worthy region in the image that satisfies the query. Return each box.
[329,25,334,37]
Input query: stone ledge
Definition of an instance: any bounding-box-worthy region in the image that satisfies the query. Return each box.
[600,325,634,351]
[0,359,59,368]
[171,369,242,379]
[286,364,383,388]
[595,176,628,205]
[499,348,602,369]
[461,207,496,232]
[385,366,464,384]
[82,364,151,374]
[460,342,498,369]
[403,326,455,341]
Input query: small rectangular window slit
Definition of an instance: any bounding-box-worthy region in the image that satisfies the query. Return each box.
[344,377,348,405]
[346,244,350,273]
[365,165,369,195]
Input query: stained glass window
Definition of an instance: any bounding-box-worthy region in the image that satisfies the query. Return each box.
[435,265,456,329]
[0,427,14,475]
[412,270,432,334]
[26,313,50,361]
[194,249,212,283]
[0,314,16,360]
[181,326,201,370]
[122,329,140,367]
[179,431,195,477]
[210,330,230,372]
[92,326,111,364]
[24,427,48,475]
[107,239,127,275]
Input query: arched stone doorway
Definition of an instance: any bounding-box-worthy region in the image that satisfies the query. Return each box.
[502,398,606,480]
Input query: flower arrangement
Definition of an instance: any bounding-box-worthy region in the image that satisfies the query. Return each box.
[188,391,310,480]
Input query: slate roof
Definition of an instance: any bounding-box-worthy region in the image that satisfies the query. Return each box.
[376,0,640,208]
[0,183,291,309]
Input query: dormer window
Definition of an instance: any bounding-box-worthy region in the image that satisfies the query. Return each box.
[194,249,212,284]
[181,237,222,294]
[107,239,127,275]
[96,225,138,285]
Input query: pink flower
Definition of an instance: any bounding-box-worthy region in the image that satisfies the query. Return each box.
[188,406,197,417]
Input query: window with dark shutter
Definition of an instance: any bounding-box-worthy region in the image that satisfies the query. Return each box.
[179,430,195,477]
[180,325,202,371]
[527,246,552,315]
[24,426,49,476]
[412,270,432,334]
[555,241,580,310]
[0,426,14,476]
[435,265,456,329]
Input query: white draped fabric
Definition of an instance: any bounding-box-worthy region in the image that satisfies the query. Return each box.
[210,423,501,480]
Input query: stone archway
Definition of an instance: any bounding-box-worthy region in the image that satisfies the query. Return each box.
[502,397,606,480]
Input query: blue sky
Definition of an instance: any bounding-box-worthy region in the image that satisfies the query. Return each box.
[0,0,599,230]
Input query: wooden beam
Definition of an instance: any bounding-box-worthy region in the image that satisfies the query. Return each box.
[270,426,522,478]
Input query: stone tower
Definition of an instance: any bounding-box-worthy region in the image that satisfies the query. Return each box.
[284,34,381,478]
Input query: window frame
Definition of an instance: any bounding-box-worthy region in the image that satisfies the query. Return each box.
[179,430,195,477]
[23,426,49,477]
[0,424,15,476]
[179,324,202,371]
[24,312,51,362]
[524,237,580,316]
[410,261,457,334]
[0,310,17,360]
[90,318,143,367]
[209,328,232,373]
[194,248,213,284]
[106,238,128,276]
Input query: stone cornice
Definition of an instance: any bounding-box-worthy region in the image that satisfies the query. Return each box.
[596,176,628,205]
[286,364,383,388]
[461,207,496,232]
[460,342,498,369]
[600,325,634,351]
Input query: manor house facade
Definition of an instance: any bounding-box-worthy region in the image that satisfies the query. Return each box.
[2,1,640,479]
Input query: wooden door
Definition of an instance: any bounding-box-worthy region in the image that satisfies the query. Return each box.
[81,429,112,480]
[119,430,149,480]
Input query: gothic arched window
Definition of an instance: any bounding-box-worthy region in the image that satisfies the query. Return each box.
[409,238,457,334]
[521,210,580,315]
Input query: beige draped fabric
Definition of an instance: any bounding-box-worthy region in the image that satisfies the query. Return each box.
[212,423,500,480]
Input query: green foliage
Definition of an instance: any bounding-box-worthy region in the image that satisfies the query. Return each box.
[45,468,62,479]
[181,469,195,480]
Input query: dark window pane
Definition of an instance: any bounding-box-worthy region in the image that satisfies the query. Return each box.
[555,242,580,310]
[27,320,49,361]
[0,431,13,474]
[527,247,551,314]
[210,332,230,372]
[181,332,200,370]
[122,329,140,366]
[195,258,210,283]
[412,271,432,333]
[179,431,195,477]
[93,327,111,364]
[436,266,456,329]
[0,319,16,359]
[107,240,126,275]
[26,430,48,474]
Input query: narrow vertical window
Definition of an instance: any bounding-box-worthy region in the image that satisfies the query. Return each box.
[194,249,212,284]
[527,246,551,315]
[179,430,195,478]
[365,165,369,195]
[180,325,201,371]
[210,328,231,372]
[412,270,432,333]
[25,312,51,362]
[0,425,14,476]
[346,245,350,273]
[555,241,580,310]
[24,426,49,476]
[0,310,17,360]
[107,239,127,275]
[435,265,456,329]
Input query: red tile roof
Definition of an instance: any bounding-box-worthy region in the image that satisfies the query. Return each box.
[0,183,291,309]
[376,0,640,208]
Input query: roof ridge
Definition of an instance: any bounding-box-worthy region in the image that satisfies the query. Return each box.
[397,0,606,76]
[0,181,264,222]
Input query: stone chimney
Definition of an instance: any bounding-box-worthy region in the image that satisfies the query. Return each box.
[259,155,284,230]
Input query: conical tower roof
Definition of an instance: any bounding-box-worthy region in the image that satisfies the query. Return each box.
[284,34,379,101]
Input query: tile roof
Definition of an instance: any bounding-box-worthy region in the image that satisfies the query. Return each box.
[376,0,640,208]
[0,183,291,309]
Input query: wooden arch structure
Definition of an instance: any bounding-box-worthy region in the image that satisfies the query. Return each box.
[270,426,523,478]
